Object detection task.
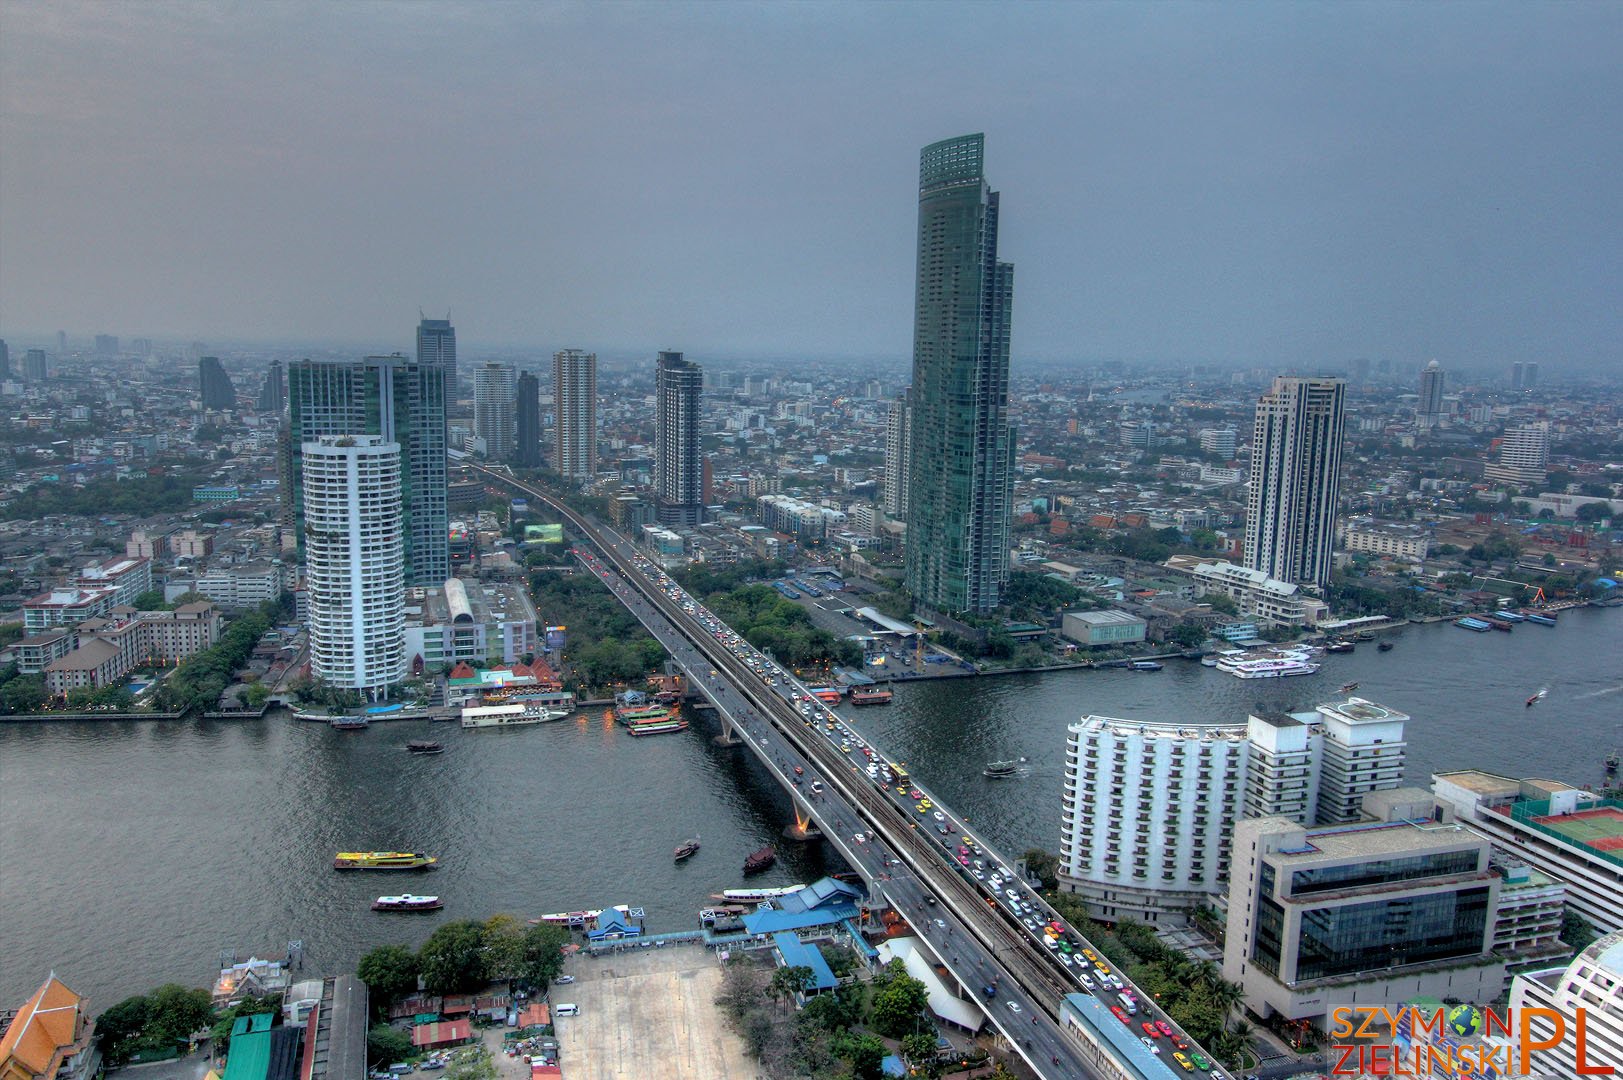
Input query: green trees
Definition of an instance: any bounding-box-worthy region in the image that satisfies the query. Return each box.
[0,674,47,715]
[97,984,215,1065]
[5,470,214,519]
[516,923,571,990]
[868,959,930,1038]
[357,944,420,1010]
[1021,848,1058,890]
[367,1025,414,1067]
[767,965,816,1003]
[418,921,490,994]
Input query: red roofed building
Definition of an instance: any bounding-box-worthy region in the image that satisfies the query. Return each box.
[0,975,98,1080]
[409,1020,470,1050]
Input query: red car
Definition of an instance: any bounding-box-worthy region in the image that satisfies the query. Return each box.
[1171,1035,1189,1051]
[1110,1006,1131,1025]
[793,766,804,776]
[1142,1022,1159,1038]
[1156,1021,1174,1038]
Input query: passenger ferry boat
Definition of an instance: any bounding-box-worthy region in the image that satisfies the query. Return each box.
[1455,617,1493,632]
[983,760,1022,779]
[715,885,806,902]
[1215,655,1321,679]
[460,701,569,728]
[334,851,438,870]
[372,894,442,912]
[674,837,701,861]
[628,716,688,736]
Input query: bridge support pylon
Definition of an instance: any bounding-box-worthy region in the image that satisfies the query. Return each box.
[712,708,744,746]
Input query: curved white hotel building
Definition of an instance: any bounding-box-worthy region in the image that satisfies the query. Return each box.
[303,434,406,693]
[1059,697,1409,925]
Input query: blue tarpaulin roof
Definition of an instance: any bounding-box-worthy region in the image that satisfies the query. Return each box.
[744,903,858,934]
[771,933,837,991]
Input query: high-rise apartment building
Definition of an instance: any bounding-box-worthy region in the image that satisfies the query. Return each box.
[1244,376,1346,591]
[1417,359,1445,428]
[1224,790,1506,1029]
[1483,422,1550,486]
[1058,696,1410,925]
[23,349,49,381]
[883,388,912,518]
[552,349,598,481]
[473,363,517,461]
[514,372,542,468]
[0,339,10,380]
[904,133,1015,616]
[285,356,447,586]
[257,359,286,415]
[655,350,703,526]
[1511,360,1540,391]
[302,435,406,693]
[417,316,457,402]
[198,356,236,410]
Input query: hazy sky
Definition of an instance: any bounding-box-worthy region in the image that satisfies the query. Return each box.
[2,1,1619,368]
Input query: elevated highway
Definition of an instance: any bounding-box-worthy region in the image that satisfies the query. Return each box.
[473,466,1219,1080]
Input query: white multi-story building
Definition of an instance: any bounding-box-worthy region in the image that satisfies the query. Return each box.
[303,435,406,693]
[1508,930,1623,1078]
[75,556,152,607]
[22,587,118,634]
[1483,422,1550,486]
[1343,522,1431,561]
[194,562,287,610]
[1058,697,1411,925]
[1168,557,1330,626]
[1198,426,1237,458]
[552,349,597,480]
[1244,376,1346,591]
[883,388,911,519]
[757,494,846,539]
[1432,770,1623,932]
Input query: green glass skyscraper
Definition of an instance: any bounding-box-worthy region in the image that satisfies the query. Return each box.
[904,133,1015,616]
[284,355,448,586]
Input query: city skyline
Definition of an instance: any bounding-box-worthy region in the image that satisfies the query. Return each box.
[2,3,1620,369]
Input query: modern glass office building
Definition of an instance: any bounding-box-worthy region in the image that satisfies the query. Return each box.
[903,133,1015,616]
[285,355,448,587]
[416,316,457,402]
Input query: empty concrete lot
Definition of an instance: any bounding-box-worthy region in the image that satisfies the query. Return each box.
[554,946,756,1080]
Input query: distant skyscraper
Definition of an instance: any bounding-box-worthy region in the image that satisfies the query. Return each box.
[257,359,286,415]
[0,340,10,381]
[1511,362,1525,390]
[552,349,598,481]
[1523,361,1539,390]
[286,356,447,586]
[903,133,1015,616]
[22,349,48,381]
[655,350,703,526]
[514,371,543,468]
[302,434,406,693]
[417,317,457,402]
[473,363,517,461]
[1417,359,1445,429]
[883,388,912,518]
[55,331,66,355]
[198,356,236,410]
[1244,376,1346,592]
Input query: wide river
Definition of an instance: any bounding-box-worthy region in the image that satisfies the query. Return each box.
[3,606,1619,1007]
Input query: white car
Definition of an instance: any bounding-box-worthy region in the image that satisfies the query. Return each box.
[1005,888,1020,900]
[1006,1001,1022,1013]
[852,833,866,844]
[933,918,947,929]
[554,975,576,984]
[1077,974,1096,991]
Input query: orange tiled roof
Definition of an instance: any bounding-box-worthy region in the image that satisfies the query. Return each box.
[0,975,88,1080]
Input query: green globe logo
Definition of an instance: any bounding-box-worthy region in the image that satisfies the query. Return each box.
[1447,1005,1483,1038]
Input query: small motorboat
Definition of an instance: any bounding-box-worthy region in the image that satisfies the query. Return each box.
[407,740,444,754]
[743,845,777,875]
[674,837,701,862]
[372,894,443,912]
[1340,682,1359,693]
[1377,641,1394,652]
[1526,688,1548,708]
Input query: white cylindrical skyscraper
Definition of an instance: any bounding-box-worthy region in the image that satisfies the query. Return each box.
[303,435,406,693]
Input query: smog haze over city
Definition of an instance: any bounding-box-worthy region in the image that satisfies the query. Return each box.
[2,0,1621,370]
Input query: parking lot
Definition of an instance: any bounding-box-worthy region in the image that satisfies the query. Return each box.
[552,945,755,1080]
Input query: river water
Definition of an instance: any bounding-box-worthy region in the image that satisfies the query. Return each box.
[3,608,1619,1008]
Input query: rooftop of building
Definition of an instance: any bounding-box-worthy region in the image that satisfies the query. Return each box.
[1435,769,1574,801]
[0,974,88,1078]
[1267,807,1481,864]
[1316,697,1410,725]
[411,579,534,628]
[1072,714,1249,741]
[1065,609,1145,626]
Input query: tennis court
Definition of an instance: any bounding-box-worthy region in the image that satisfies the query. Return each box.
[1533,806,1623,852]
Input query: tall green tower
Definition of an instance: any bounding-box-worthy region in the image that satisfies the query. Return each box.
[904,133,1015,616]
